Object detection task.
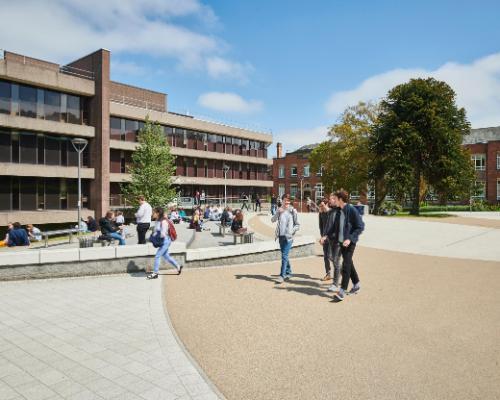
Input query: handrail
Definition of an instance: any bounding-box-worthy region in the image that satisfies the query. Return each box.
[109,94,164,112]
[59,65,95,80]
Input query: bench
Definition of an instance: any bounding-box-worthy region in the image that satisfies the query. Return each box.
[41,228,79,248]
[216,222,231,237]
[232,231,254,245]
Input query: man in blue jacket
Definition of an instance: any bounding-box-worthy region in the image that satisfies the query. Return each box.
[8,222,30,247]
[320,190,364,301]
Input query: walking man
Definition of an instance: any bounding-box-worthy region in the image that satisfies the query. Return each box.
[322,193,343,290]
[135,195,152,244]
[241,193,250,211]
[318,200,333,282]
[272,194,300,283]
[270,193,277,215]
[321,190,364,301]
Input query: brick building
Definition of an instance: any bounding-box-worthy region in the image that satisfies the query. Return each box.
[272,143,324,210]
[463,127,500,204]
[0,49,273,225]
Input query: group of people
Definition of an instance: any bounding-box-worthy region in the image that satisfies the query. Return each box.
[0,223,41,247]
[272,190,364,302]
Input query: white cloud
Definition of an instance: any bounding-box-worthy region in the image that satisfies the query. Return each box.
[0,0,248,81]
[271,126,330,157]
[111,60,147,76]
[198,92,263,113]
[325,53,500,128]
[206,57,253,83]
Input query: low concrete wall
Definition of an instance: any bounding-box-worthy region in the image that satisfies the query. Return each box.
[0,237,315,281]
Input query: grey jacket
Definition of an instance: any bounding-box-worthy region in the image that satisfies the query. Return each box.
[272,206,300,240]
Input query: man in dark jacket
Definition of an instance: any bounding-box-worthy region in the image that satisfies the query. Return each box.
[321,190,364,301]
[99,211,125,245]
[8,222,30,247]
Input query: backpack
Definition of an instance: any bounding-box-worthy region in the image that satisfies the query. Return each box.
[167,219,177,241]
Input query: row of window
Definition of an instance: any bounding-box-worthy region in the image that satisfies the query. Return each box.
[0,130,90,167]
[471,153,500,171]
[472,179,500,200]
[0,79,87,125]
[110,117,268,158]
[278,183,324,201]
[278,164,321,178]
[0,176,89,211]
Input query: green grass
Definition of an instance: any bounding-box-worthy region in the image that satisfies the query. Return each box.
[392,212,453,218]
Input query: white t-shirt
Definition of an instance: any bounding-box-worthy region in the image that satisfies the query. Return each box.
[135,202,152,224]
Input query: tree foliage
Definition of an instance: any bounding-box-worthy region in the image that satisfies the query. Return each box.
[370,78,474,215]
[310,101,379,196]
[121,118,177,208]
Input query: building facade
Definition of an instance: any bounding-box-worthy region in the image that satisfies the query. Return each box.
[272,143,324,210]
[463,127,500,204]
[0,49,273,225]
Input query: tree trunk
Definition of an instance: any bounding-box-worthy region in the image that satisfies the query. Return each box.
[410,167,421,216]
[373,178,386,215]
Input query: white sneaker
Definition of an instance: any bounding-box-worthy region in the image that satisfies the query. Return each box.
[327,284,340,292]
[334,289,345,302]
[348,283,360,295]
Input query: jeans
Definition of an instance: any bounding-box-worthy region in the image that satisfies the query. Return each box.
[271,204,277,216]
[278,236,293,277]
[154,236,179,273]
[324,241,342,285]
[137,223,150,244]
[340,243,359,290]
[109,232,125,246]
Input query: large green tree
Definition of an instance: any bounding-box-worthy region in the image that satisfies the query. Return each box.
[121,118,177,208]
[310,101,379,196]
[370,78,474,215]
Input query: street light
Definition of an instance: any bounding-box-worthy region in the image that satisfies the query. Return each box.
[223,164,230,208]
[71,138,88,233]
[299,175,304,212]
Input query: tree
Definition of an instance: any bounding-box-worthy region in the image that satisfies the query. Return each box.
[310,101,379,197]
[121,118,177,208]
[370,78,474,215]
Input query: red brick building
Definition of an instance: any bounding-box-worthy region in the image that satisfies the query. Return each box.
[463,127,500,204]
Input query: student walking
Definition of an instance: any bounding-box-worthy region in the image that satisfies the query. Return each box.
[135,195,152,244]
[147,207,182,279]
[241,193,250,211]
[254,195,261,212]
[321,190,364,301]
[318,201,332,282]
[271,194,300,283]
[270,194,277,215]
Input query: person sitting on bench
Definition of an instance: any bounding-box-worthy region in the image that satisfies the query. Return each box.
[231,210,247,234]
[99,211,125,245]
[220,207,233,227]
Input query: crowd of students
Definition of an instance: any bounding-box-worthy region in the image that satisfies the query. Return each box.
[0,222,37,247]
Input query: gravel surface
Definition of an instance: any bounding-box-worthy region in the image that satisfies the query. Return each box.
[164,247,500,400]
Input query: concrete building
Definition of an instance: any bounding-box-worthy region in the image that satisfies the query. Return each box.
[463,126,500,204]
[0,49,273,225]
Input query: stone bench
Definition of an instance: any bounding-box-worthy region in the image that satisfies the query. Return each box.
[216,222,231,237]
[232,231,254,245]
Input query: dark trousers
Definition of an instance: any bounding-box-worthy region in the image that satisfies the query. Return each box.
[340,243,359,290]
[241,201,249,211]
[137,223,150,244]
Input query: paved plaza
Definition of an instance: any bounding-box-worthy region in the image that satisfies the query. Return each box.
[0,275,219,400]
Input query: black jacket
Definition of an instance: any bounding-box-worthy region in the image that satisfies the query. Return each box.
[231,219,243,232]
[324,204,364,244]
[318,211,330,237]
[99,218,119,235]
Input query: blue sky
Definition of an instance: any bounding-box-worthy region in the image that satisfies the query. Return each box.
[2,0,500,155]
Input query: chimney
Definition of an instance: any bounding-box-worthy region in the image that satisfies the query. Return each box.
[276,142,283,158]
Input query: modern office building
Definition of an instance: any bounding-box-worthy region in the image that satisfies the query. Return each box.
[0,49,273,225]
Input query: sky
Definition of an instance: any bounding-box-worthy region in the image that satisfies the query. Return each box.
[1,0,500,156]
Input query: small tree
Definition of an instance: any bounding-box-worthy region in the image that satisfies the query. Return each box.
[121,118,177,208]
[371,78,474,215]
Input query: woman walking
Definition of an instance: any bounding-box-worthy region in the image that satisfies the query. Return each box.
[147,207,182,279]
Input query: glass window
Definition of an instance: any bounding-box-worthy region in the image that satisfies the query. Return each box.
[291,165,297,177]
[44,90,61,121]
[473,181,486,199]
[66,95,81,124]
[61,140,67,166]
[45,178,60,209]
[497,153,500,170]
[20,177,37,210]
[208,134,216,143]
[125,119,138,142]
[45,136,60,165]
[316,165,323,176]
[0,80,11,115]
[0,131,11,162]
[19,85,37,118]
[20,133,37,164]
[314,183,324,202]
[110,117,122,139]
[0,176,10,210]
[471,154,486,171]
[11,132,19,163]
[278,184,285,198]
[497,179,500,200]
[278,165,285,178]
[290,184,298,199]
[67,140,79,166]
[38,135,44,165]
[304,164,310,177]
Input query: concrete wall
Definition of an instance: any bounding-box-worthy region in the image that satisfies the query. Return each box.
[0,237,315,281]
[0,114,95,138]
[0,163,95,179]
[0,209,95,226]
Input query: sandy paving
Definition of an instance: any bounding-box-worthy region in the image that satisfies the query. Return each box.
[164,247,500,400]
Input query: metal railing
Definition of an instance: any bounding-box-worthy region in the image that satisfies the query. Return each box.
[59,65,95,80]
[109,94,165,112]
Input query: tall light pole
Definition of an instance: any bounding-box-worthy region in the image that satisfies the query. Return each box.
[71,138,88,233]
[223,164,230,208]
[299,176,304,213]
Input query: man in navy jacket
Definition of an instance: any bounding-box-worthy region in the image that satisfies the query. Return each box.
[321,190,364,301]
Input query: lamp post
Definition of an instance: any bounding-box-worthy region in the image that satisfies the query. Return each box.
[71,138,88,233]
[299,176,304,212]
[223,164,230,208]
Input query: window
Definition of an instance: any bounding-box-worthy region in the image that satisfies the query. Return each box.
[0,80,11,114]
[278,184,285,199]
[291,165,297,177]
[0,131,11,162]
[473,181,486,199]
[497,153,500,170]
[110,117,122,139]
[316,164,323,176]
[471,154,486,171]
[19,85,37,118]
[278,165,285,178]
[20,133,37,164]
[66,95,81,124]
[314,183,324,202]
[497,179,500,200]
[290,184,298,199]
[303,164,310,177]
[44,90,61,121]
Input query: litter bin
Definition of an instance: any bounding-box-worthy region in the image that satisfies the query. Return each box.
[79,237,94,248]
[353,205,365,216]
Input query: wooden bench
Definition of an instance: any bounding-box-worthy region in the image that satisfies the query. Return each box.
[232,231,254,245]
[216,222,230,237]
[41,228,79,248]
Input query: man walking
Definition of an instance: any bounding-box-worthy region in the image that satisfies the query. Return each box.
[135,195,152,244]
[272,194,300,283]
[270,193,277,215]
[321,190,364,301]
[241,193,250,211]
[320,193,343,290]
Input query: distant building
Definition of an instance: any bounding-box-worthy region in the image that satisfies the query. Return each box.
[463,126,500,204]
[0,49,273,225]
